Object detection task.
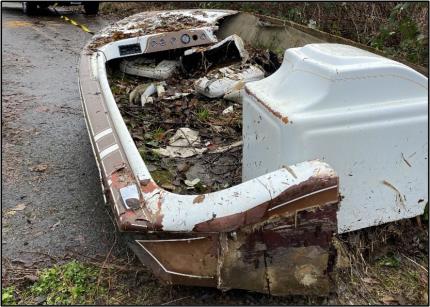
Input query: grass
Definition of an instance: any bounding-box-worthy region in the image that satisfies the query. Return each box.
[151,127,165,141]
[196,108,210,122]
[1,261,107,305]
[2,286,16,305]
[30,261,103,305]
[334,217,429,305]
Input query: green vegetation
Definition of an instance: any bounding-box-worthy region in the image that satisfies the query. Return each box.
[196,108,210,121]
[151,127,165,141]
[377,253,401,268]
[101,2,428,68]
[2,286,16,305]
[30,261,103,305]
[370,3,427,64]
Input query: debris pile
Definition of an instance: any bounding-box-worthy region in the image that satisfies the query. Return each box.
[107,33,282,194]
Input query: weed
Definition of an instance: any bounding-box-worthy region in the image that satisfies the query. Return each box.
[377,253,401,268]
[371,3,427,64]
[151,127,165,141]
[30,260,104,305]
[2,287,16,305]
[151,169,173,186]
[196,108,210,121]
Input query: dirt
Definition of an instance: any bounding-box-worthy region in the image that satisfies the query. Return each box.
[107,46,281,194]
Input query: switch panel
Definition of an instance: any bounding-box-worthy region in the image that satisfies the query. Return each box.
[144,28,215,54]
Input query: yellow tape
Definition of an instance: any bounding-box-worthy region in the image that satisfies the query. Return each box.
[53,3,94,34]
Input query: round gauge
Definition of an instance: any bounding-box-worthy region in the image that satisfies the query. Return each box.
[180,34,191,44]
[159,38,166,46]
[151,39,157,47]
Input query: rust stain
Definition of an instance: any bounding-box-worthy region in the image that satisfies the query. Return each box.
[118,210,137,230]
[268,175,339,210]
[193,194,205,204]
[193,174,338,232]
[245,86,289,124]
[194,211,245,232]
[110,168,136,189]
[140,179,159,193]
[244,202,270,225]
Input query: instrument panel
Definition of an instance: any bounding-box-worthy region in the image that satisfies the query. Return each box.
[144,28,216,53]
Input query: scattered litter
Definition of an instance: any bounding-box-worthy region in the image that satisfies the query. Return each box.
[121,58,179,80]
[156,84,166,97]
[209,140,243,154]
[129,83,151,104]
[222,106,234,115]
[153,128,207,158]
[182,34,249,73]
[170,128,200,146]
[195,64,264,99]
[163,92,191,100]
[153,143,206,158]
[140,83,157,106]
[108,31,282,194]
[185,178,201,187]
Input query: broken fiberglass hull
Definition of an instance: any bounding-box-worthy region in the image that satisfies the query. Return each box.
[78,9,428,296]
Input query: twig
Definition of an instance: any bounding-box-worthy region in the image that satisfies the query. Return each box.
[95,236,117,297]
[401,152,412,167]
[161,296,191,305]
[401,253,428,273]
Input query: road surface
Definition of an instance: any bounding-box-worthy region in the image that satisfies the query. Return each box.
[2,2,123,265]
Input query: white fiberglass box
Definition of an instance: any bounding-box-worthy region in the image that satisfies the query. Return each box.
[243,43,428,233]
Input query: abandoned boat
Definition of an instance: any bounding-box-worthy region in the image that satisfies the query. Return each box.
[78,9,428,296]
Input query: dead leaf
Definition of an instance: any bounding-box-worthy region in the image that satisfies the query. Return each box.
[381,295,399,305]
[4,210,16,217]
[193,195,205,204]
[161,183,175,191]
[13,203,26,211]
[185,178,201,187]
[4,203,26,216]
[30,163,48,172]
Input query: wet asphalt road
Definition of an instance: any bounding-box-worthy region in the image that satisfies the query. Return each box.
[2,2,122,265]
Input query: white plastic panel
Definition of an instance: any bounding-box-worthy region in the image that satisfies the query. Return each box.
[243,43,428,233]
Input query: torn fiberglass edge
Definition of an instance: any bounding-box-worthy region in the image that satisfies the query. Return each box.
[79,9,428,295]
